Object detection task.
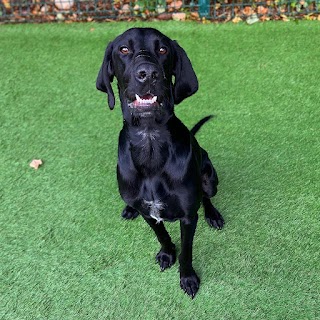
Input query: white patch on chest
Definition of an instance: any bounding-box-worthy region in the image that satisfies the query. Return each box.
[143,199,164,223]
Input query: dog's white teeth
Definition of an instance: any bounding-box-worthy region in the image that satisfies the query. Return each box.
[135,94,157,105]
[135,94,144,104]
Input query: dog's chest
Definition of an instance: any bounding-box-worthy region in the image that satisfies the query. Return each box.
[119,127,192,222]
[136,176,186,223]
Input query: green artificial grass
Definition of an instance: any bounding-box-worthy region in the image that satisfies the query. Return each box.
[1,21,319,319]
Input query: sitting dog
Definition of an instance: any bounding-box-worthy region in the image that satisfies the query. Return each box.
[96,28,224,298]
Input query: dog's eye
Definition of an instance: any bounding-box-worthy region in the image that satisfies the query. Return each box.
[120,46,130,55]
[159,47,167,55]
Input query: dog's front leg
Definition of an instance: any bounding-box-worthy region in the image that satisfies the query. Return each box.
[179,214,200,299]
[143,217,176,271]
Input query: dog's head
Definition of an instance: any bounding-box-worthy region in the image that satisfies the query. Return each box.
[96,28,198,125]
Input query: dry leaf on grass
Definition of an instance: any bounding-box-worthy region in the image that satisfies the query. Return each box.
[3,0,11,9]
[281,14,290,22]
[232,16,242,24]
[190,12,199,19]
[30,159,43,170]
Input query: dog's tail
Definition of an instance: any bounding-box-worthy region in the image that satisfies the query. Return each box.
[190,115,213,135]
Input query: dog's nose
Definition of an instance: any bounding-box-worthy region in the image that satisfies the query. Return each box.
[135,64,159,83]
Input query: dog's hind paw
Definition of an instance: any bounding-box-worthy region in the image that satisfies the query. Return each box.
[121,206,139,220]
[180,272,200,299]
[205,214,224,230]
[204,203,224,230]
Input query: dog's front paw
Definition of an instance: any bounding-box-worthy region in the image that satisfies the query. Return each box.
[156,245,176,271]
[121,206,139,220]
[180,271,200,299]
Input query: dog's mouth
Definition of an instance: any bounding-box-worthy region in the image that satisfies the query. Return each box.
[128,94,161,110]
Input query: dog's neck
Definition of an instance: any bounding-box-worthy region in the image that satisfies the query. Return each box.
[124,122,171,175]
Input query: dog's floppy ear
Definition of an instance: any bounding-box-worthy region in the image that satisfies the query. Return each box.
[172,41,198,105]
[96,41,115,110]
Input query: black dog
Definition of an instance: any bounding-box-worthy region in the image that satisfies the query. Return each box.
[96,28,224,298]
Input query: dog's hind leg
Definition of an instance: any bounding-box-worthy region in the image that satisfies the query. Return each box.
[201,149,218,197]
[201,149,224,229]
[121,205,139,220]
[202,197,224,230]
[143,216,176,271]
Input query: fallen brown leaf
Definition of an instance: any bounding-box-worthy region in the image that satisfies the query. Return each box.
[190,12,199,19]
[232,16,242,24]
[281,14,289,22]
[3,0,11,9]
[30,159,43,170]
[260,15,270,22]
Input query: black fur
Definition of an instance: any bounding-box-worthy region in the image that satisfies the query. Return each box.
[97,28,224,298]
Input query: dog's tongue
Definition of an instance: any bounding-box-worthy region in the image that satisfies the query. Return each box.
[141,94,153,100]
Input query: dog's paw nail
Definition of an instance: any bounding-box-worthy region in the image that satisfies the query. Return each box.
[180,273,200,299]
[206,217,225,230]
[156,248,176,271]
[214,220,224,229]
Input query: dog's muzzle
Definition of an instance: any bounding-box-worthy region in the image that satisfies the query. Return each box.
[135,62,161,84]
